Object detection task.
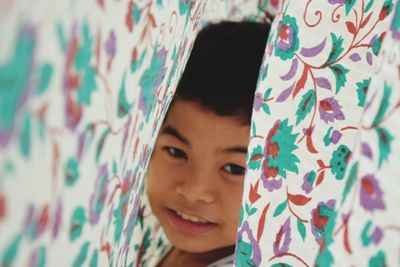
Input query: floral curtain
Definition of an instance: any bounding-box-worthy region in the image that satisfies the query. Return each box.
[1,0,399,266]
[237,0,399,266]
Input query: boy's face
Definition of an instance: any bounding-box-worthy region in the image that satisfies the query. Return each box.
[147,100,250,253]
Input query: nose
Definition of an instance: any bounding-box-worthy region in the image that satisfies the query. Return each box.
[175,165,217,204]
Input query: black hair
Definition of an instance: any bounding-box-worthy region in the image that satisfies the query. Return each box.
[172,21,270,124]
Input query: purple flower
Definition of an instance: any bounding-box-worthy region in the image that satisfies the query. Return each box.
[371,226,384,244]
[273,217,292,255]
[89,164,109,225]
[330,130,342,144]
[274,15,299,60]
[318,97,345,123]
[328,0,346,4]
[311,200,336,244]
[236,221,261,266]
[105,30,116,58]
[253,92,263,112]
[301,171,316,194]
[360,174,386,212]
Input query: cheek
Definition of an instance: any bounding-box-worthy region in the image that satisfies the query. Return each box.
[146,154,178,196]
[222,185,244,222]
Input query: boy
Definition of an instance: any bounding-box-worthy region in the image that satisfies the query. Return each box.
[146,21,270,267]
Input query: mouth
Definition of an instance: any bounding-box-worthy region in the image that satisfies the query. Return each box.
[166,208,218,234]
[175,210,210,224]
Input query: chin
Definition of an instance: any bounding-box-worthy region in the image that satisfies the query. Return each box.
[166,233,220,253]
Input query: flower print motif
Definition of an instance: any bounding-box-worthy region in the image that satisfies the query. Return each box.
[0,26,35,148]
[274,15,300,60]
[236,221,261,266]
[328,0,346,4]
[391,1,400,39]
[253,92,263,112]
[368,251,386,267]
[361,220,384,246]
[311,200,336,244]
[273,217,292,255]
[330,130,342,144]
[360,174,386,212]
[89,164,108,225]
[261,119,299,191]
[65,157,80,186]
[139,47,167,121]
[356,79,370,107]
[330,145,351,180]
[379,0,394,22]
[301,171,317,194]
[318,97,345,123]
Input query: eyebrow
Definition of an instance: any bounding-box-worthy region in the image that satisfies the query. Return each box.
[160,125,248,154]
[160,126,190,145]
[223,147,248,154]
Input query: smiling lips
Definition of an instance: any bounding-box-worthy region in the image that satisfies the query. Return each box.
[167,208,217,234]
[175,210,209,224]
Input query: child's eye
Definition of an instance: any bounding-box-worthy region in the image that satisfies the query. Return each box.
[222,164,245,175]
[164,147,187,159]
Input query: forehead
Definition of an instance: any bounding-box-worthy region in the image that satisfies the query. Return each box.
[162,101,250,147]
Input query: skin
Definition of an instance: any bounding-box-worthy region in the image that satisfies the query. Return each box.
[146,100,250,267]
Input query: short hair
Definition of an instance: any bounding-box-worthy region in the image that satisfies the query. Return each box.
[173,21,270,124]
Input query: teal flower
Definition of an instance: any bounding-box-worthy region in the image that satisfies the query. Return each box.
[330,145,351,180]
[356,79,370,107]
[65,157,79,186]
[311,200,336,244]
[0,27,35,147]
[274,15,300,60]
[369,251,386,267]
[236,221,261,266]
[261,119,299,191]
[138,47,167,121]
[70,207,86,241]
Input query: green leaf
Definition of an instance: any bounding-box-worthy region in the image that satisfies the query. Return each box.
[356,78,370,107]
[297,219,306,241]
[249,207,258,216]
[264,87,272,99]
[342,162,358,204]
[323,127,334,146]
[376,127,393,167]
[373,82,391,126]
[1,235,22,266]
[368,251,386,267]
[262,103,271,115]
[262,64,269,80]
[345,0,357,15]
[19,113,31,158]
[329,64,349,93]
[72,241,90,267]
[37,63,53,95]
[251,121,257,137]
[245,203,250,214]
[273,200,288,217]
[262,88,273,115]
[248,145,263,170]
[271,264,294,267]
[117,73,132,118]
[296,89,315,125]
[326,33,344,65]
[96,128,111,163]
[361,220,373,246]
[132,3,141,23]
[89,249,98,267]
[70,207,86,241]
[364,0,374,13]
